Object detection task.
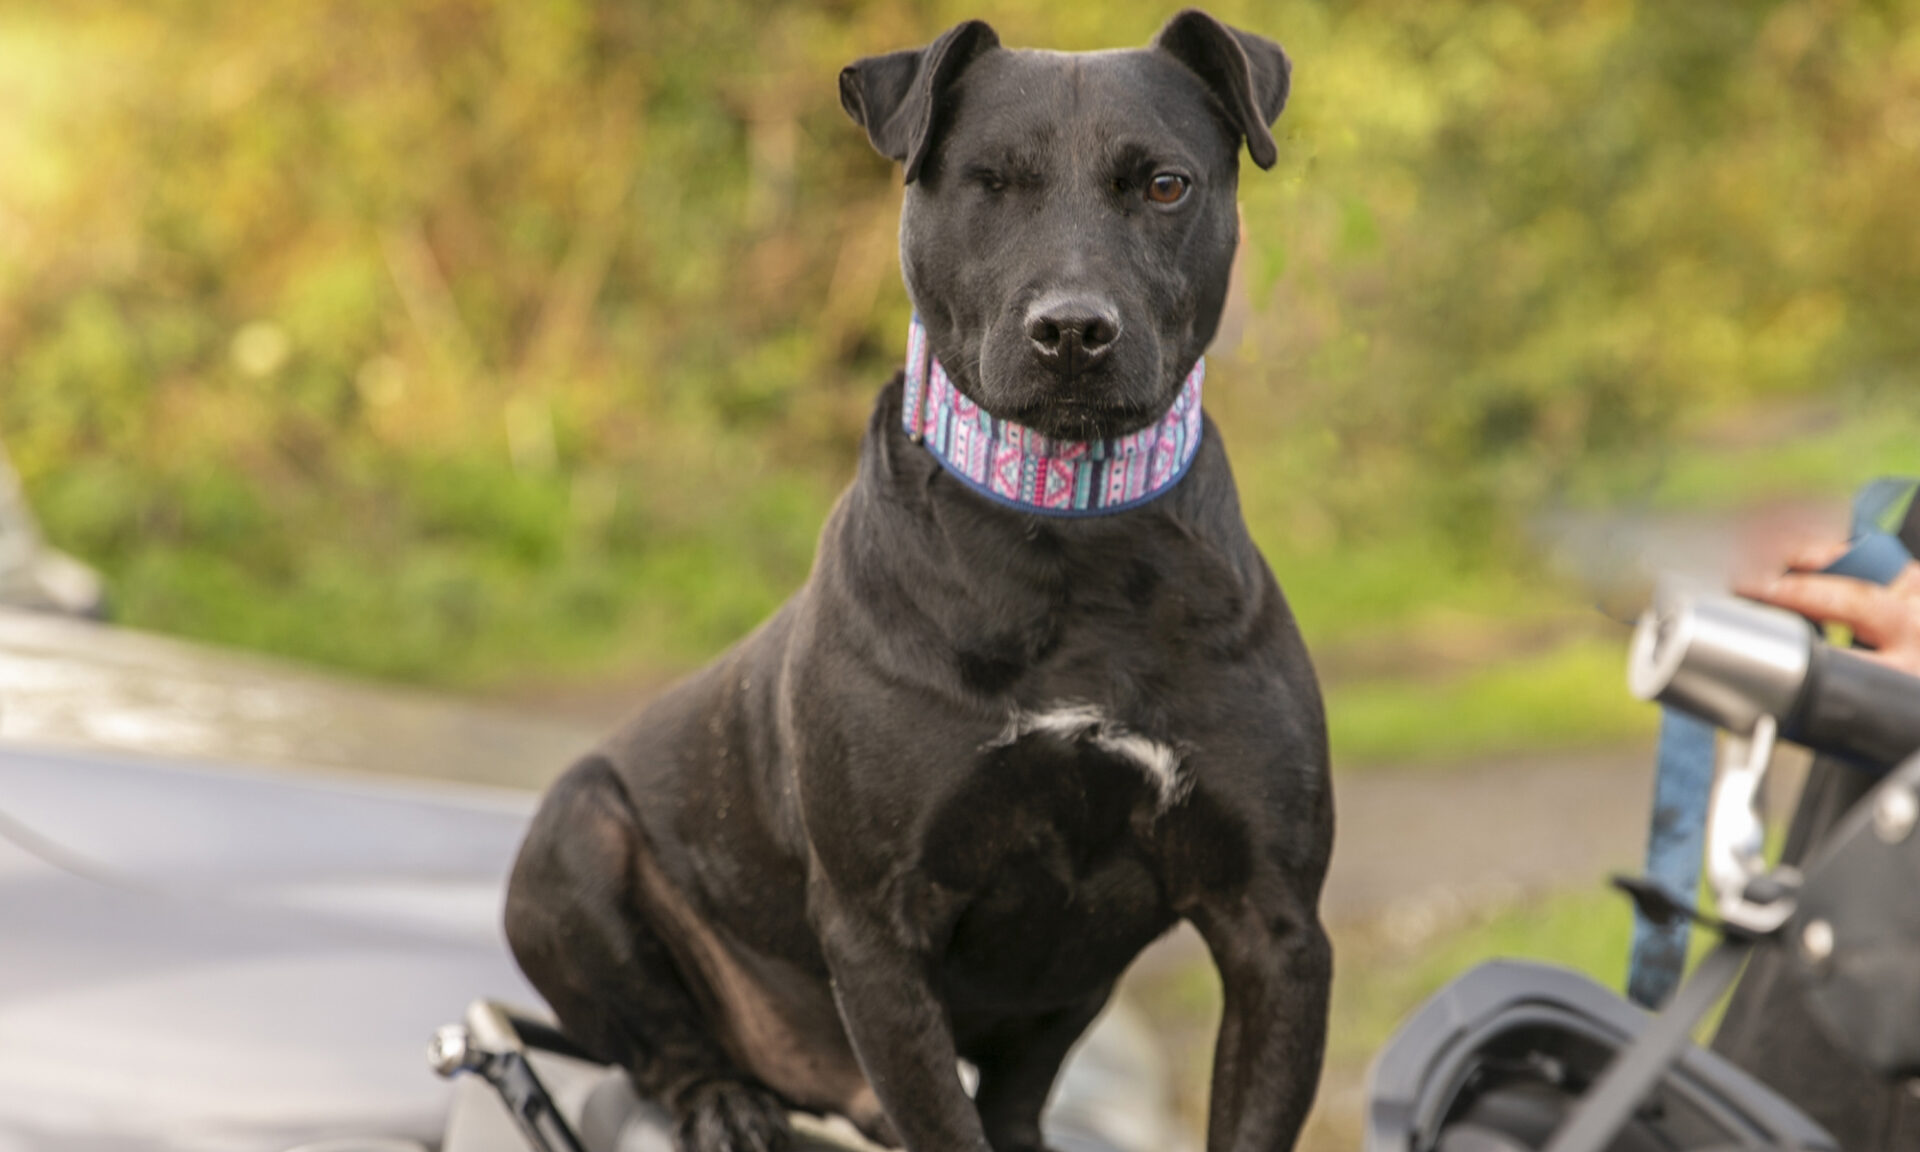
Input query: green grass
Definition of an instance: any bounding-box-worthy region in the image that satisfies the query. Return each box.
[1299,390,1918,769]
[1273,533,1572,648]
[1326,886,1635,1071]
[1565,390,1920,514]
[29,438,839,689]
[1326,634,1658,768]
[1659,402,1920,513]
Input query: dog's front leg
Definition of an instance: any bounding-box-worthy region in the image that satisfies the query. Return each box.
[970,992,1111,1152]
[815,889,991,1152]
[1192,892,1332,1152]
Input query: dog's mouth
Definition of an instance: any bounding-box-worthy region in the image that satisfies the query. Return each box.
[1002,395,1160,441]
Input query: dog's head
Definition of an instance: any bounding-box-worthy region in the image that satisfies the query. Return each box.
[841,9,1289,440]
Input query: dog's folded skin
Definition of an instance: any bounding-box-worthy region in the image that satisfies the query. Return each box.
[507,11,1333,1152]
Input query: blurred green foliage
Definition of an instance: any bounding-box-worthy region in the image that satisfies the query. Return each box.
[3,0,1918,710]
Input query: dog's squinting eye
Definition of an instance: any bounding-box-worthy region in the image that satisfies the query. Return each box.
[1146,173,1190,205]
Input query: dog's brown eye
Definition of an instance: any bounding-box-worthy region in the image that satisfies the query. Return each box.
[1146,173,1190,204]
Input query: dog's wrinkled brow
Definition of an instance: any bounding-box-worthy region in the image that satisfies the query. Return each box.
[952,133,1053,179]
[1106,139,1196,176]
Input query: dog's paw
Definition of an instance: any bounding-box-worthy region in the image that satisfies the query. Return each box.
[983,1124,1058,1152]
[672,1079,793,1152]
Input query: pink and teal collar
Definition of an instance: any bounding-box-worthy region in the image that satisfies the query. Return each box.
[901,318,1204,517]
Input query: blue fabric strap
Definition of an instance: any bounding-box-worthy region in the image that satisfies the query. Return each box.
[1849,476,1917,538]
[1826,531,1913,586]
[1626,707,1717,1009]
[1825,477,1916,587]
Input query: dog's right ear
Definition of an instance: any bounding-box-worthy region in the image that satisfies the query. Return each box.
[839,20,1000,185]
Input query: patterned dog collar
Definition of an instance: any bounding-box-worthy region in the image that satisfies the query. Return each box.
[900,318,1204,517]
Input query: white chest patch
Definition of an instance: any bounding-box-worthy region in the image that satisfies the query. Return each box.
[992,702,1189,808]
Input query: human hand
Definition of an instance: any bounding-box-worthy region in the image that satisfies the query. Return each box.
[1736,541,1920,678]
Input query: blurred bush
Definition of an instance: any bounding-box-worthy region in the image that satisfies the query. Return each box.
[1,0,1917,688]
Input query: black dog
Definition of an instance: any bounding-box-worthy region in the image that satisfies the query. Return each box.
[506,11,1332,1152]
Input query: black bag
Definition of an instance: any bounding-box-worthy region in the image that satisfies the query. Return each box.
[1711,493,1920,1151]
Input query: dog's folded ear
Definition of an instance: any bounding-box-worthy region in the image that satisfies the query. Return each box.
[1152,9,1291,170]
[839,20,1000,184]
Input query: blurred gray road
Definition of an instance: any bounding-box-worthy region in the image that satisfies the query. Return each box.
[0,606,1673,929]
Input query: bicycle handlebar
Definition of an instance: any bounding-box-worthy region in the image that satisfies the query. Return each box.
[1630,589,1920,770]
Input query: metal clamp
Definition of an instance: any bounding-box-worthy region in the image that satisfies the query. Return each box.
[1706,714,1798,933]
[427,1001,590,1152]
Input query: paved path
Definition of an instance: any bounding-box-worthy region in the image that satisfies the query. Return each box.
[1324,747,1654,924]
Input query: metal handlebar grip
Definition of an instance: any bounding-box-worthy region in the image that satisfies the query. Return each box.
[1630,589,1920,770]
[1628,592,1814,735]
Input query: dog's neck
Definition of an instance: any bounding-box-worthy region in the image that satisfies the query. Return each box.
[901,317,1204,517]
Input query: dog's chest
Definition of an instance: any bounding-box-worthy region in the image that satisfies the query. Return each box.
[915,703,1184,1005]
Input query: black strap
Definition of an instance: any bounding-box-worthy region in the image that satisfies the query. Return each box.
[1544,938,1753,1152]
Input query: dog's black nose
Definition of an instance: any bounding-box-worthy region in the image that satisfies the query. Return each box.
[1025,296,1121,373]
